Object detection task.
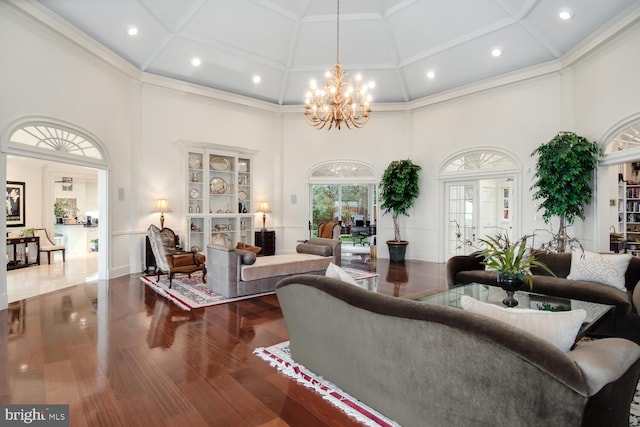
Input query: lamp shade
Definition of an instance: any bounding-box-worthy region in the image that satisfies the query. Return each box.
[257,201,271,232]
[152,198,172,213]
[257,201,272,213]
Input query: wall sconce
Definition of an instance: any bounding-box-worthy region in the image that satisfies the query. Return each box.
[256,201,272,232]
[152,198,172,229]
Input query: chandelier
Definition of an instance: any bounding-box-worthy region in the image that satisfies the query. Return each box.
[304,0,373,130]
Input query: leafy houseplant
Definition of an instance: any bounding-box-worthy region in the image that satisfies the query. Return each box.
[54,201,66,223]
[380,159,421,262]
[478,233,554,307]
[530,132,603,252]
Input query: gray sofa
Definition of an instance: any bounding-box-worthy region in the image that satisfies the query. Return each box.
[447,251,640,342]
[276,274,640,427]
[207,238,340,298]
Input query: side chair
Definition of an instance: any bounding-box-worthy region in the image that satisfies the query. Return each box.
[33,228,66,264]
[146,224,206,288]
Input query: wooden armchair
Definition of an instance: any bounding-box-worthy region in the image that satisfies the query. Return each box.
[33,228,65,264]
[146,224,206,288]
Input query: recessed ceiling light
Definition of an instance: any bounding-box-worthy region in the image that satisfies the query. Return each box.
[491,48,502,57]
[559,8,573,20]
[426,71,435,79]
[252,75,261,84]
[191,57,201,67]
[127,26,138,36]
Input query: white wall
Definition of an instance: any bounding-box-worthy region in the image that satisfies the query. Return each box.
[0,2,135,278]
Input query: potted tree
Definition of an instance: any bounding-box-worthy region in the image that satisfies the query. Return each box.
[478,232,554,307]
[54,201,66,224]
[380,159,421,262]
[530,131,603,252]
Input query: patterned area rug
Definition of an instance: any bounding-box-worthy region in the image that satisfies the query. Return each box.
[254,341,400,427]
[140,274,274,310]
[256,341,640,426]
[632,388,640,425]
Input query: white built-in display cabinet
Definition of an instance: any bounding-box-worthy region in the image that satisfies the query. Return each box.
[185,147,254,252]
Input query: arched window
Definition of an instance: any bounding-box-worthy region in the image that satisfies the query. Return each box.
[309,162,377,180]
[442,150,516,174]
[9,122,105,161]
[605,122,640,153]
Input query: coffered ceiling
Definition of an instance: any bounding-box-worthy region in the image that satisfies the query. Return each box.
[37,0,638,105]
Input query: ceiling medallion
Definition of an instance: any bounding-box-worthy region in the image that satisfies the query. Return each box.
[304,0,373,130]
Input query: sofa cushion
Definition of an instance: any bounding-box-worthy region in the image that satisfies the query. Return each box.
[460,295,586,352]
[325,262,357,285]
[567,250,632,292]
[241,254,332,281]
[236,242,262,254]
[297,242,332,257]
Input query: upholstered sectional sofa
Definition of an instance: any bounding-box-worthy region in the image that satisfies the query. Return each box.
[447,251,640,342]
[276,274,640,427]
[206,237,340,298]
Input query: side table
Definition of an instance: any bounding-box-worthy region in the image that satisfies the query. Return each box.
[255,230,275,256]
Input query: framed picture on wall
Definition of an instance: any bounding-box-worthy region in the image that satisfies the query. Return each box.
[6,181,25,227]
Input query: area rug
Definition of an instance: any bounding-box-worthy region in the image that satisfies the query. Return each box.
[254,341,400,427]
[140,274,274,310]
[256,341,640,426]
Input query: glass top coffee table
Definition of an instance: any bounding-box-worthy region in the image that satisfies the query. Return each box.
[414,283,614,340]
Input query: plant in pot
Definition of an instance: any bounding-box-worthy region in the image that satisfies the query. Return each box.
[54,201,66,224]
[380,159,421,262]
[530,131,603,252]
[478,232,554,307]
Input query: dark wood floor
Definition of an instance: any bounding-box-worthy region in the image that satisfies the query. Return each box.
[0,257,447,426]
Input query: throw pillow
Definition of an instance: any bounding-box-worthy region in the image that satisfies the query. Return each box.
[234,249,256,265]
[566,250,631,291]
[297,243,332,257]
[325,262,358,285]
[460,295,586,352]
[236,242,262,254]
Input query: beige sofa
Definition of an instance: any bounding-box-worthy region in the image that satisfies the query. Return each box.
[207,238,340,298]
[276,274,640,427]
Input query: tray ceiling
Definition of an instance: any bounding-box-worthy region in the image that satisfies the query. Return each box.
[37,0,638,105]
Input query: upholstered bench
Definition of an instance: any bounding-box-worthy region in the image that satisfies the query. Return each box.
[207,238,341,298]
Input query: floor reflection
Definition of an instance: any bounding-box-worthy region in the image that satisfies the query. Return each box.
[7,300,25,339]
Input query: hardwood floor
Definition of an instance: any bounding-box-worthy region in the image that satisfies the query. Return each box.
[1,257,447,426]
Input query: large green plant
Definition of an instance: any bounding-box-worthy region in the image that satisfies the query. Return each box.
[530,131,603,251]
[380,159,421,242]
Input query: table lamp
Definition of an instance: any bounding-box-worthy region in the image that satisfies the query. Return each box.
[257,201,271,232]
[153,198,172,229]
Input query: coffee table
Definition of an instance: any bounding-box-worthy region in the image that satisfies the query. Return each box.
[414,283,614,340]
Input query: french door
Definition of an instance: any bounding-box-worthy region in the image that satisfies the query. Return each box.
[446,178,514,257]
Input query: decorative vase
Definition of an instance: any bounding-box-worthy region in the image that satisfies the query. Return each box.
[497,274,524,307]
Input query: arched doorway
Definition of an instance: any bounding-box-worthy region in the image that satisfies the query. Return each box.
[597,115,640,252]
[440,148,521,259]
[307,161,378,246]
[1,117,110,308]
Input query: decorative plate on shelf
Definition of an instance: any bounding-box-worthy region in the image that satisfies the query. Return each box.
[189,188,200,199]
[210,177,227,194]
[214,224,228,231]
[238,161,248,172]
[238,190,248,201]
[210,156,230,171]
[189,156,202,169]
